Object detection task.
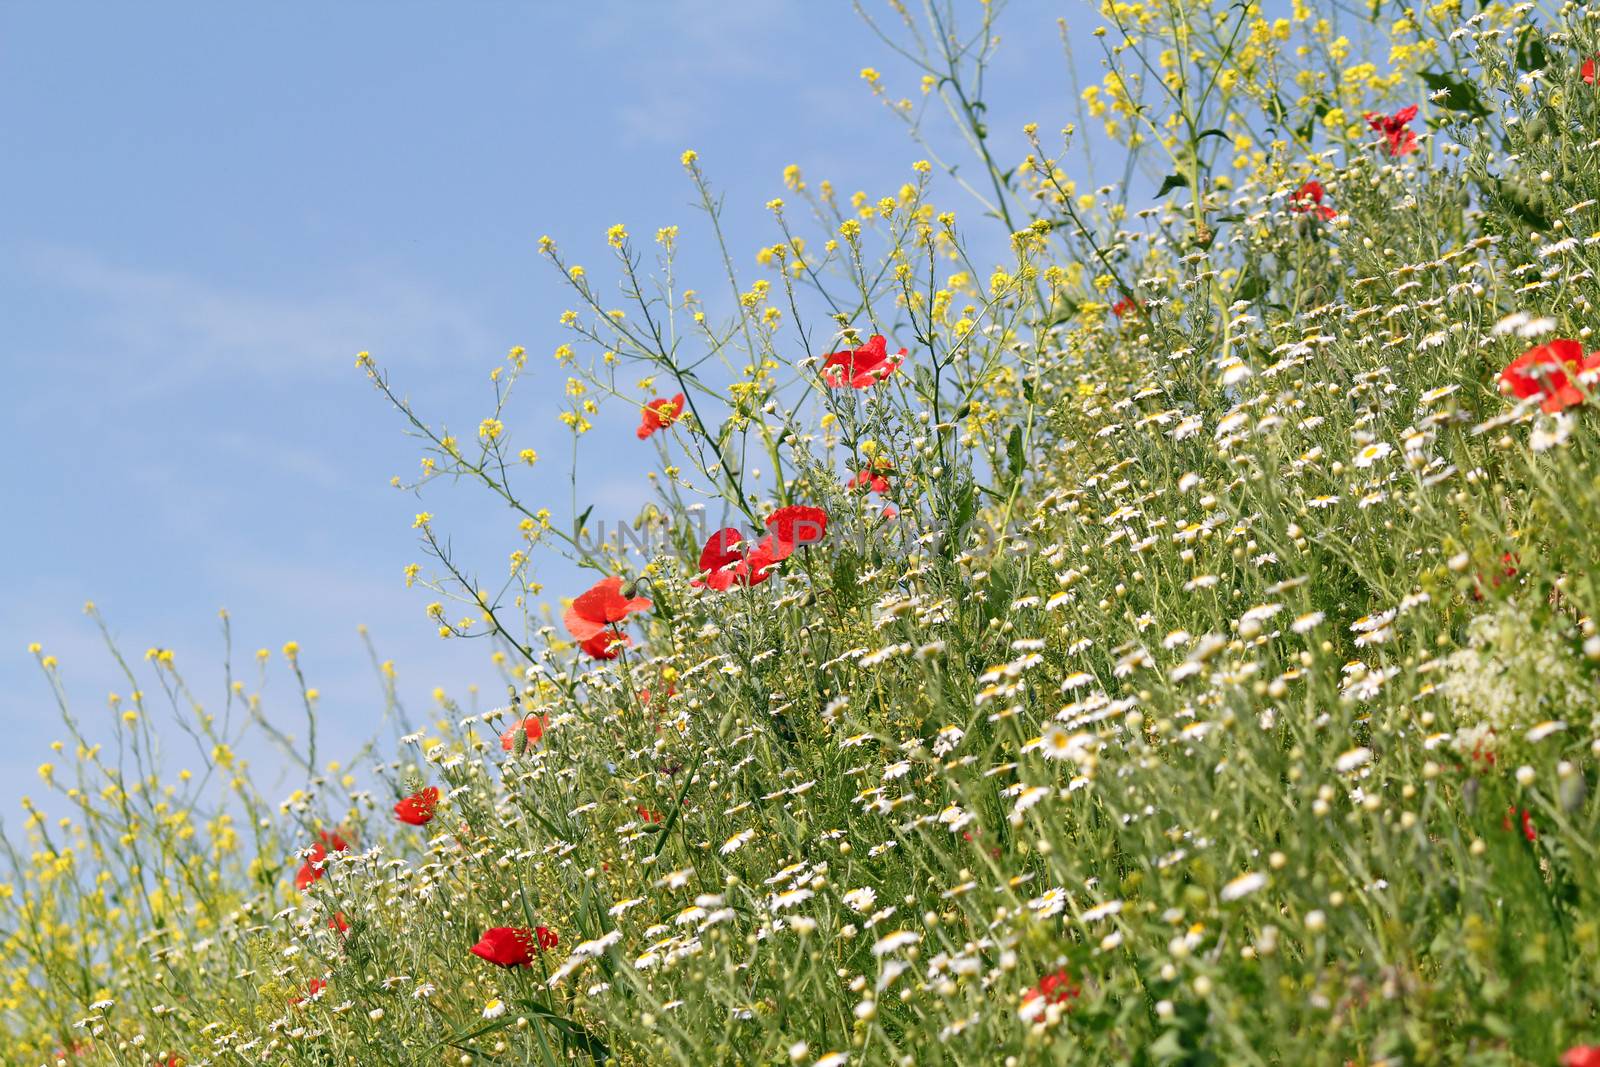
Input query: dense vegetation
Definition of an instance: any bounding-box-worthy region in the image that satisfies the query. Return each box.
[12,2,1600,1064]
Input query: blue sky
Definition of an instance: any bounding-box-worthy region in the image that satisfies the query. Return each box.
[1,2,1083,801]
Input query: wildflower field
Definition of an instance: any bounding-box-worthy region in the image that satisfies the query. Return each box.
[15,2,1600,1064]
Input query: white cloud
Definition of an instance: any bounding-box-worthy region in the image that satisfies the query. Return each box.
[22,245,496,390]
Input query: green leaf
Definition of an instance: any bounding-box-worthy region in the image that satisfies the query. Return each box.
[1042,291,1082,328]
[1156,172,1191,198]
[1148,1029,1189,1063]
[1480,175,1552,230]
[951,482,977,544]
[1293,97,1330,143]
[831,547,859,598]
[1515,27,1548,72]
[1234,263,1269,303]
[1419,69,1489,118]
[651,754,704,858]
[1006,425,1025,483]
[513,999,613,1061]
[1196,127,1230,142]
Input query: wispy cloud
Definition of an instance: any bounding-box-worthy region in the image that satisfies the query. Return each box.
[19,245,496,393]
[581,0,813,144]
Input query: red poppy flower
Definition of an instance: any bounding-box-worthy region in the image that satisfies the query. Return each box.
[1584,57,1598,86]
[1110,296,1139,319]
[1023,968,1082,1006]
[962,829,1002,858]
[500,714,549,750]
[637,805,664,823]
[693,528,778,591]
[765,505,829,561]
[471,926,536,967]
[1365,105,1418,157]
[294,831,350,891]
[563,576,652,642]
[1500,339,1600,413]
[636,393,686,439]
[1562,1047,1600,1067]
[848,462,891,495]
[1290,180,1337,220]
[394,785,440,826]
[639,683,676,708]
[580,629,632,660]
[744,535,782,583]
[470,925,558,967]
[329,912,350,935]
[822,334,905,388]
[696,527,745,591]
[292,977,328,1005]
[294,847,326,891]
[1503,806,1538,842]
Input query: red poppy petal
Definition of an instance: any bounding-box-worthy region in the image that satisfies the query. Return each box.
[580,630,631,659]
[699,528,746,573]
[766,505,829,559]
[745,536,780,584]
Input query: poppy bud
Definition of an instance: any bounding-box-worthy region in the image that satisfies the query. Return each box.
[620,581,639,599]
[1560,773,1588,813]
[512,728,529,757]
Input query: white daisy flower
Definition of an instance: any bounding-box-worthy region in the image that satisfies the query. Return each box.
[1220,871,1268,902]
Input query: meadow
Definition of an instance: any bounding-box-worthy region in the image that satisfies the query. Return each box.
[10,1,1600,1064]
